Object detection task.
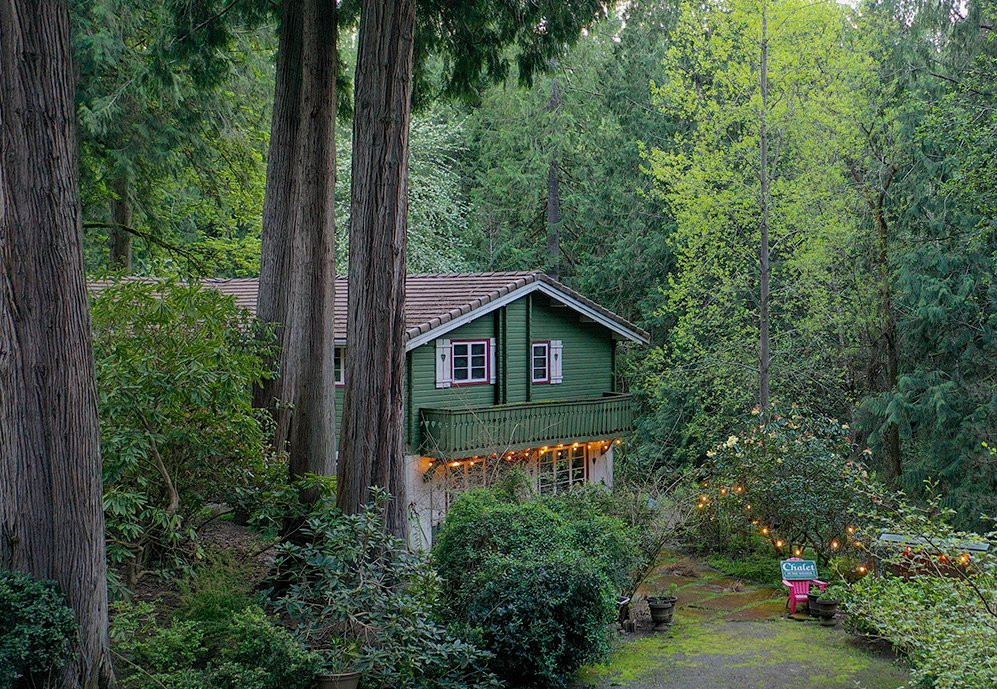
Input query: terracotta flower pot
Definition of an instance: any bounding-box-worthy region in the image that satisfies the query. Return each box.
[316,671,362,689]
[647,595,677,631]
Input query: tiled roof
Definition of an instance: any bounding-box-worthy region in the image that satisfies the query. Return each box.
[90,272,649,345]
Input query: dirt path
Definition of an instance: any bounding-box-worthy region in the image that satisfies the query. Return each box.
[578,553,908,689]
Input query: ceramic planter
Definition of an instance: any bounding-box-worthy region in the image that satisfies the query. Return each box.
[646,595,678,631]
[814,598,840,627]
[316,671,362,689]
[806,591,821,616]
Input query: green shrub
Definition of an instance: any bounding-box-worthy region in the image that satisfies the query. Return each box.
[91,279,276,584]
[434,487,636,687]
[466,553,615,688]
[110,601,320,689]
[541,486,649,591]
[0,571,77,688]
[179,550,260,646]
[274,487,499,689]
[705,550,783,588]
[209,607,321,689]
[841,490,996,689]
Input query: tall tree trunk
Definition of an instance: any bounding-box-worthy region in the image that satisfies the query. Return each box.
[758,1,771,414]
[255,0,305,451]
[875,193,902,480]
[285,0,338,486]
[0,1,114,687]
[256,0,338,490]
[110,174,132,272]
[546,78,562,282]
[338,0,416,539]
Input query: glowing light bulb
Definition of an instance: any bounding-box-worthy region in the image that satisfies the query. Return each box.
[775,539,784,548]
[831,540,839,550]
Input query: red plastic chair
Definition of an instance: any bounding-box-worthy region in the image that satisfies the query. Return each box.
[782,557,827,614]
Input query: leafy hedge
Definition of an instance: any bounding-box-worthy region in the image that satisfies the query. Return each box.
[434,484,644,688]
[0,571,77,688]
[274,485,500,689]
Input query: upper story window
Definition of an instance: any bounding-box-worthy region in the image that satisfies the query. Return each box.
[451,339,489,384]
[334,346,345,385]
[532,341,550,383]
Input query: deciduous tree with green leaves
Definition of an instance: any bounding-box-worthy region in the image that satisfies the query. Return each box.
[639,0,875,465]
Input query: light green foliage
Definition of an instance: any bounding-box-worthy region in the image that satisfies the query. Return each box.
[638,0,876,467]
[91,280,275,583]
[433,486,649,687]
[0,572,77,688]
[843,491,997,688]
[691,409,877,565]
[274,485,500,689]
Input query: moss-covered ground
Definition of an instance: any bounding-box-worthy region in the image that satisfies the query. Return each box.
[578,552,908,689]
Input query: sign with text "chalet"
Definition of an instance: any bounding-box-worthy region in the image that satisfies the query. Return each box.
[780,559,819,580]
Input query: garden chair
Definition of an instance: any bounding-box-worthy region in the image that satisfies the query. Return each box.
[782,557,827,614]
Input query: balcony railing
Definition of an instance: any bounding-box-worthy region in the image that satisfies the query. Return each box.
[419,393,634,458]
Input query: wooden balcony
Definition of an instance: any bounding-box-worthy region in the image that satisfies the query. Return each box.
[419,393,634,458]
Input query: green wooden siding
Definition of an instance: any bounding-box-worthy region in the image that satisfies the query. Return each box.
[333,290,625,454]
[404,291,620,454]
[504,298,529,403]
[407,315,497,449]
[529,295,614,402]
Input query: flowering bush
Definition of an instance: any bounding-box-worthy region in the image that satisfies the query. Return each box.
[691,408,877,564]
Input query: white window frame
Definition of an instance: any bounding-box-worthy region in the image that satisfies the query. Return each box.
[536,445,588,495]
[532,341,550,383]
[450,339,490,385]
[334,346,345,385]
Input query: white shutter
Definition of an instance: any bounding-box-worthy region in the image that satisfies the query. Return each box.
[550,339,563,384]
[489,337,497,384]
[435,339,452,388]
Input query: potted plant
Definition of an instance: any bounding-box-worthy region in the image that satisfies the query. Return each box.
[806,585,822,616]
[646,584,679,631]
[813,596,841,627]
[315,642,362,689]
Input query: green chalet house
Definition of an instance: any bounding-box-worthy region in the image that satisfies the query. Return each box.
[201,271,647,547]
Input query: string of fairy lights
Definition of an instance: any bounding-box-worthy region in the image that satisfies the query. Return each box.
[696,479,873,574]
[696,480,977,574]
[423,438,622,476]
